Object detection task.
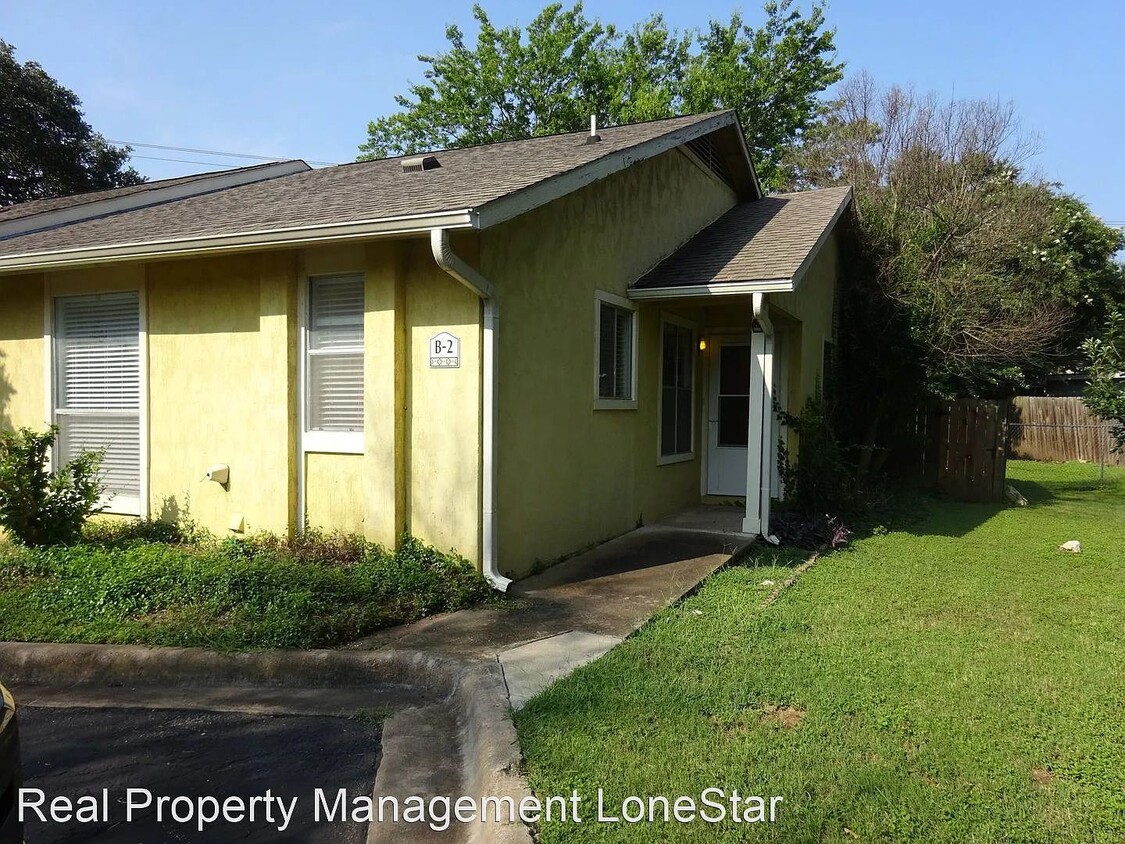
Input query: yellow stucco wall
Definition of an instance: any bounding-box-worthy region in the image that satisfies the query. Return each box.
[305,452,365,533]
[0,239,482,561]
[480,148,738,575]
[402,239,482,558]
[146,253,296,534]
[769,231,840,404]
[0,273,45,432]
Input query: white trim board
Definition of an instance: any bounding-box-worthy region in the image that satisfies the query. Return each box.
[629,279,793,300]
[0,210,476,274]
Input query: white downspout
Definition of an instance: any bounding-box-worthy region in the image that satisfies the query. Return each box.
[430,228,512,592]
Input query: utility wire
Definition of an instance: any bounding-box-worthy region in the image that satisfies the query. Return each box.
[109,139,337,167]
[130,154,241,169]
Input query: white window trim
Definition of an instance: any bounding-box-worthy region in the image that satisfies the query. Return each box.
[656,312,697,465]
[593,289,638,410]
[298,273,365,456]
[45,280,149,518]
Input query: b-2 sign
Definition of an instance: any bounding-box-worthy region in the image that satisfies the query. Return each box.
[429,332,460,368]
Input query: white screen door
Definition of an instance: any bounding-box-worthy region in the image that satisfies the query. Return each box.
[54,292,142,514]
[707,339,752,495]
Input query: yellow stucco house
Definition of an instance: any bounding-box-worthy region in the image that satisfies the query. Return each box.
[0,111,851,587]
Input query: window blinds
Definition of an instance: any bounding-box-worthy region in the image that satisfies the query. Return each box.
[307,275,364,432]
[598,301,633,400]
[54,292,141,513]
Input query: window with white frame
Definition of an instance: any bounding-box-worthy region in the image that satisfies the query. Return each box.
[305,274,364,452]
[54,291,142,515]
[660,319,694,457]
[596,295,636,404]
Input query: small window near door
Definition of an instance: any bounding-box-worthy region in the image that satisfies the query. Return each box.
[660,320,694,458]
[595,293,636,405]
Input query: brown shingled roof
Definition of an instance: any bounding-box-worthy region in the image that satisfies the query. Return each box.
[633,186,852,290]
[0,166,279,223]
[0,112,744,261]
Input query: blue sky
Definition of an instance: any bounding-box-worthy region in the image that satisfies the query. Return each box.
[4,1,1123,226]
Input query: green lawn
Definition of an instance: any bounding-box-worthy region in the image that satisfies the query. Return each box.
[516,462,1125,843]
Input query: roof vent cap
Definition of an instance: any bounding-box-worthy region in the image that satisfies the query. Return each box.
[401,154,441,173]
[585,115,601,144]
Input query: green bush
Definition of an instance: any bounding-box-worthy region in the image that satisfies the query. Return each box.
[776,391,854,517]
[0,426,104,546]
[0,530,493,650]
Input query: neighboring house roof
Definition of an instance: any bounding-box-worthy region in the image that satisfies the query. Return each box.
[0,161,295,223]
[0,111,757,272]
[630,186,853,298]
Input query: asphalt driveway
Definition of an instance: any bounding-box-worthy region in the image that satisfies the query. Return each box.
[18,706,381,843]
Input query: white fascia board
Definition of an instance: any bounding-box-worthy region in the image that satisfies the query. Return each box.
[788,188,853,290]
[473,112,740,229]
[628,279,793,300]
[0,209,476,274]
[0,160,311,239]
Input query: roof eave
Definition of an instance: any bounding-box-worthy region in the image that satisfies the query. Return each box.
[0,209,476,274]
[628,279,794,300]
[787,187,853,290]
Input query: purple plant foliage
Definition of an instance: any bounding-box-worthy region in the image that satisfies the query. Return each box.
[770,510,852,550]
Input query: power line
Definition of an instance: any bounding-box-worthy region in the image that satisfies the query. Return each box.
[129,154,241,169]
[109,139,337,167]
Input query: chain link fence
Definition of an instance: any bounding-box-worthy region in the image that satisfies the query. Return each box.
[1008,421,1122,485]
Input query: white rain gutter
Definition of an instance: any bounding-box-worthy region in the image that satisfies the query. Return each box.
[430,228,511,592]
[0,209,477,274]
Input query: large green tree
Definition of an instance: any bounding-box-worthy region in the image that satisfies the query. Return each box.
[359,1,843,189]
[0,40,142,206]
[784,73,1125,461]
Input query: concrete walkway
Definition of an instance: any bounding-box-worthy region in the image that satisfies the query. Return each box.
[352,525,751,708]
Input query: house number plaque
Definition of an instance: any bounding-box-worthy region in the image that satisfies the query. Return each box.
[429,332,460,368]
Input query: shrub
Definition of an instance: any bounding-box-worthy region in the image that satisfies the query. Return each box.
[0,426,104,546]
[0,530,493,650]
[776,391,854,517]
[82,518,188,548]
[769,510,851,550]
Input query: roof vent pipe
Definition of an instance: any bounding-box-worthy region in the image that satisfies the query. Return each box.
[585,115,601,144]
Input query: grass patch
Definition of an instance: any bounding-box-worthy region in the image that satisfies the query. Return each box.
[0,529,491,651]
[516,461,1125,842]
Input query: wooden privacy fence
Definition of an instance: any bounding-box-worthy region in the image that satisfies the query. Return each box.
[890,399,1008,502]
[1009,396,1124,467]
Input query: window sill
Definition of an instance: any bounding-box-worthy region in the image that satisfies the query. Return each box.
[100,494,141,517]
[303,430,364,454]
[657,452,695,466]
[594,398,637,411]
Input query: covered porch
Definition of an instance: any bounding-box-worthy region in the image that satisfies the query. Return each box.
[628,185,853,538]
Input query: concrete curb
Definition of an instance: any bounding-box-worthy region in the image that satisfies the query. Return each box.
[0,641,453,693]
[0,641,532,843]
